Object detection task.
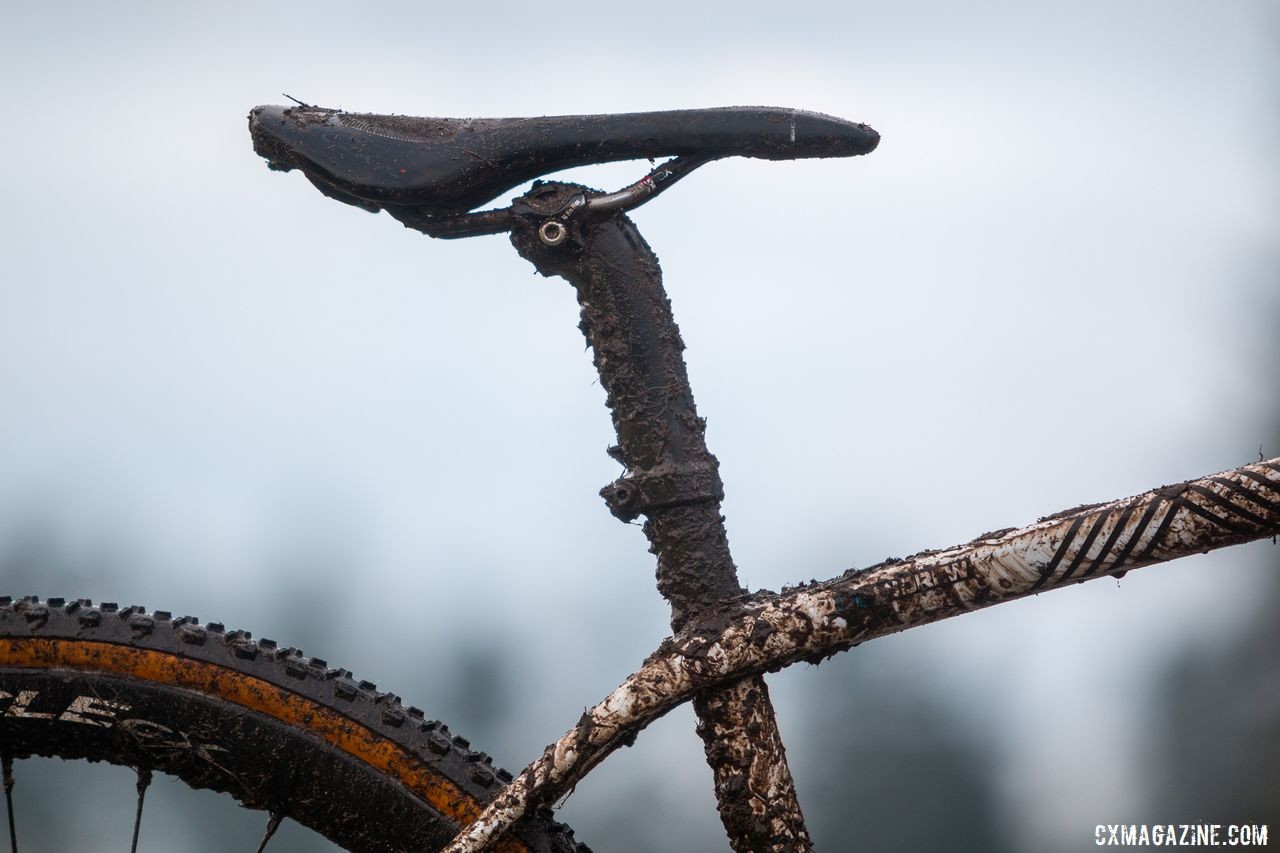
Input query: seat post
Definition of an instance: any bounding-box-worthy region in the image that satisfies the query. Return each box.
[507,181,814,853]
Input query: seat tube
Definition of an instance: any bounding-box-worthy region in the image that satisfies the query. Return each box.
[509,182,814,853]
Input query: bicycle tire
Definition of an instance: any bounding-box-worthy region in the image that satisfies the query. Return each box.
[0,596,588,853]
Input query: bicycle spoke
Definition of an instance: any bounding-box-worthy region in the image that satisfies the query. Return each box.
[254,811,283,853]
[3,753,17,853]
[129,768,151,853]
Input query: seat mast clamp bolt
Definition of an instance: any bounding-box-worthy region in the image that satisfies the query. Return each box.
[600,464,725,522]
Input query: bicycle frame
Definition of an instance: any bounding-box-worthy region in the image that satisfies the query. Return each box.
[421,177,1280,853]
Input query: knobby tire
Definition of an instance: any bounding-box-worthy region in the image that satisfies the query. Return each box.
[0,596,587,853]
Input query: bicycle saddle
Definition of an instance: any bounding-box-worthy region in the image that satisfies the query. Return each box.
[249,105,879,216]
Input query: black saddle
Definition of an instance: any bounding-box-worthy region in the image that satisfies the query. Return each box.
[249,105,879,217]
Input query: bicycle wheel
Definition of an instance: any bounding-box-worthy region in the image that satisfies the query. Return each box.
[0,596,588,853]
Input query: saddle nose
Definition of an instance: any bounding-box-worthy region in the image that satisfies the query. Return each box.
[250,103,488,212]
[249,105,289,167]
[249,105,368,181]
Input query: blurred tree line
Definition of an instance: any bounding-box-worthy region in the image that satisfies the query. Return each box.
[1145,286,1279,828]
[1,307,1275,853]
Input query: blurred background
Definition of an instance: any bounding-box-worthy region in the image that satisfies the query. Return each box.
[2,1,1276,850]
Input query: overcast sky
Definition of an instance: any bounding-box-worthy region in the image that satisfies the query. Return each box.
[2,2,1276,850]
